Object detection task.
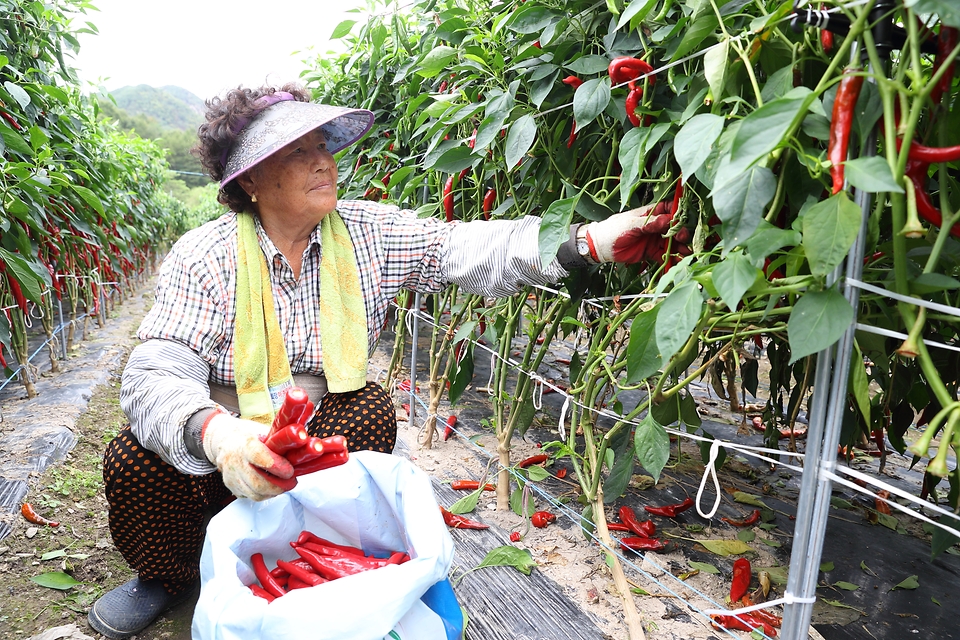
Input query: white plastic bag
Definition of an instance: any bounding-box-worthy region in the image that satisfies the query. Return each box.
[192,451,459,640]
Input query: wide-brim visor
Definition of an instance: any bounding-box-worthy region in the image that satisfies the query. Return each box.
[221,101,374,187]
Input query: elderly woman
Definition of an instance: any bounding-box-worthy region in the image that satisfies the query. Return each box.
[87,83,684,638]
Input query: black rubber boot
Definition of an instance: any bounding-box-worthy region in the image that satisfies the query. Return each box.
[87,577,195,639]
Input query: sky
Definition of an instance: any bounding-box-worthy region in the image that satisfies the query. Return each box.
[71,0,368,100]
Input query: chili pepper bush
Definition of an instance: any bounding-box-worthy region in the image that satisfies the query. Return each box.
[1,1,191,396]
[304,0,960,633]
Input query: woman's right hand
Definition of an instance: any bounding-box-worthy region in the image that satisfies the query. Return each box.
[201,413,295,501]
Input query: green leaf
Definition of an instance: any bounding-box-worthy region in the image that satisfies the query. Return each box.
[564,55,611,75]
[730,88,812,170]
[905,0,960,28]
[329,19,356,39]
[634,412,670,483]
[820,561,835,572]
[834,581,860,591]
[537,196,578,267]
[4,81,31,109]
[655,281,703,364]
[844,157,903,193]
[504,5,559,33]
[933,597,942,606]
[672,13,719,61]
[448,341,474,404]
[31,572,81,590]
[787,289,855,363]
[505,114,537,171]
[675,114,724,179]
[604,440,636,503]
[712,251,761,311]
[688,561,720,574]
[0,126,32,156]
[617,0,659,29]
[626,306,662,382]
[526,465,550,481]
[744,221,801,262]
[911,273,960,294]
[738,530,756,542]
[849,341,871,427]
[699,539,753,556]
[733,492,769,508]
[703,40,729,102]
[73,184,105,217]
[428,146,476,173]
[449,487,483,514]
[756,565,789,585]
[711,165,777,251]
[40,550,66,561]
[417,46,459,78]
[510,487,536,517]
[892,575,919,590]
[931,514,960,559]
[573,78,611,132]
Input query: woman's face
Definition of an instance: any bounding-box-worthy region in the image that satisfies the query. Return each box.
[241,128,338,223]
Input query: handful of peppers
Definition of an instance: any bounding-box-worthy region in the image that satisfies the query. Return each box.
[248,530,410,602]
[255,387,351,491]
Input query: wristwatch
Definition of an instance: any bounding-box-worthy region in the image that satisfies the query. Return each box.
[575,225,596,263]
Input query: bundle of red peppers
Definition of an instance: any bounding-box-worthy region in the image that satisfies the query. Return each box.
[256,387,350,491]
[247,530,410,602]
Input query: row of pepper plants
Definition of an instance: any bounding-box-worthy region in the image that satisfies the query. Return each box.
[1,0,186,396]
[307,0,959,632]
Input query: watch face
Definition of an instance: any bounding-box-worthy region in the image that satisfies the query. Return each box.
[577,239,591,256]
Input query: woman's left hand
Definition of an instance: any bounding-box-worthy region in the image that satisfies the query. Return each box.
[583,201,692,264]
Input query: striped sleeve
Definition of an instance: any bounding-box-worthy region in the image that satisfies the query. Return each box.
[121,339,219,475]
[440,216,569,297]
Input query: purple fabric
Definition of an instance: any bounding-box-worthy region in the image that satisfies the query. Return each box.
[218,91,296,169]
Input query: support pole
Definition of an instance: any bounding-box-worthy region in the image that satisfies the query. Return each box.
[408,292,422,429]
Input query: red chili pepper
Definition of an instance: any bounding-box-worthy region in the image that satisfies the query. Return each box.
[902,139,960,164]
[619,506,656,538]
[562,75,584,90]
[619,537,668,552]
[0,344,8,369]
[249,584,276,601]
[271,387,311,435]
[251,553,287,597]
[827,68,865,194]
[930,26,959,106]
[443,175,455,222]
[292,449,350,476]
[440,505,490,529]
[0,260,29,314]
[624,88,643,127]
[21,503,59,527]
[721,509,761,527]
[296,542,388,568]
[607,522,632,532]
[264,424,308,454]
[554,468,567,479]
[821,29,834,52]
[904,157,960,238]
[46,264,61,300]
[510,531,521,542]
[608,57,655,88]
[711,614,777,637]
[443,415,457,441]
[875,489,892,515]
[531,511,556,528]
[296,531,367,557]
[451,480,496,491]
[276,558,326,586]
[294,546,382,579]
[644,497,694,518]
[482,188,496,220]
[517,454,549,468]
[0,109,22,130]
[284,437,325,466]
[730,557,752,603]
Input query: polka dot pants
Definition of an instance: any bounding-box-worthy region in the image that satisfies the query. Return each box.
[102,381,397,595]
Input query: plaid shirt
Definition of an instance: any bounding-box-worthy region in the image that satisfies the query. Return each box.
[122,200,568,474]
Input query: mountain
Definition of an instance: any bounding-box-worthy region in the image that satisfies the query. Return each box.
[108,84,205,131]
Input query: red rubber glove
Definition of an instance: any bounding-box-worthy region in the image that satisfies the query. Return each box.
[584,201,692,264]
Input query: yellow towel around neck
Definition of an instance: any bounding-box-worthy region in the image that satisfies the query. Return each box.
[233,211,368,424]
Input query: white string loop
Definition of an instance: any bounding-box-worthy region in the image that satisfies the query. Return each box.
[695,438,723,519]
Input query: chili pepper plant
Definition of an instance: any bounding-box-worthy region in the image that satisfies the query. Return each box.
[307,0,960,632]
